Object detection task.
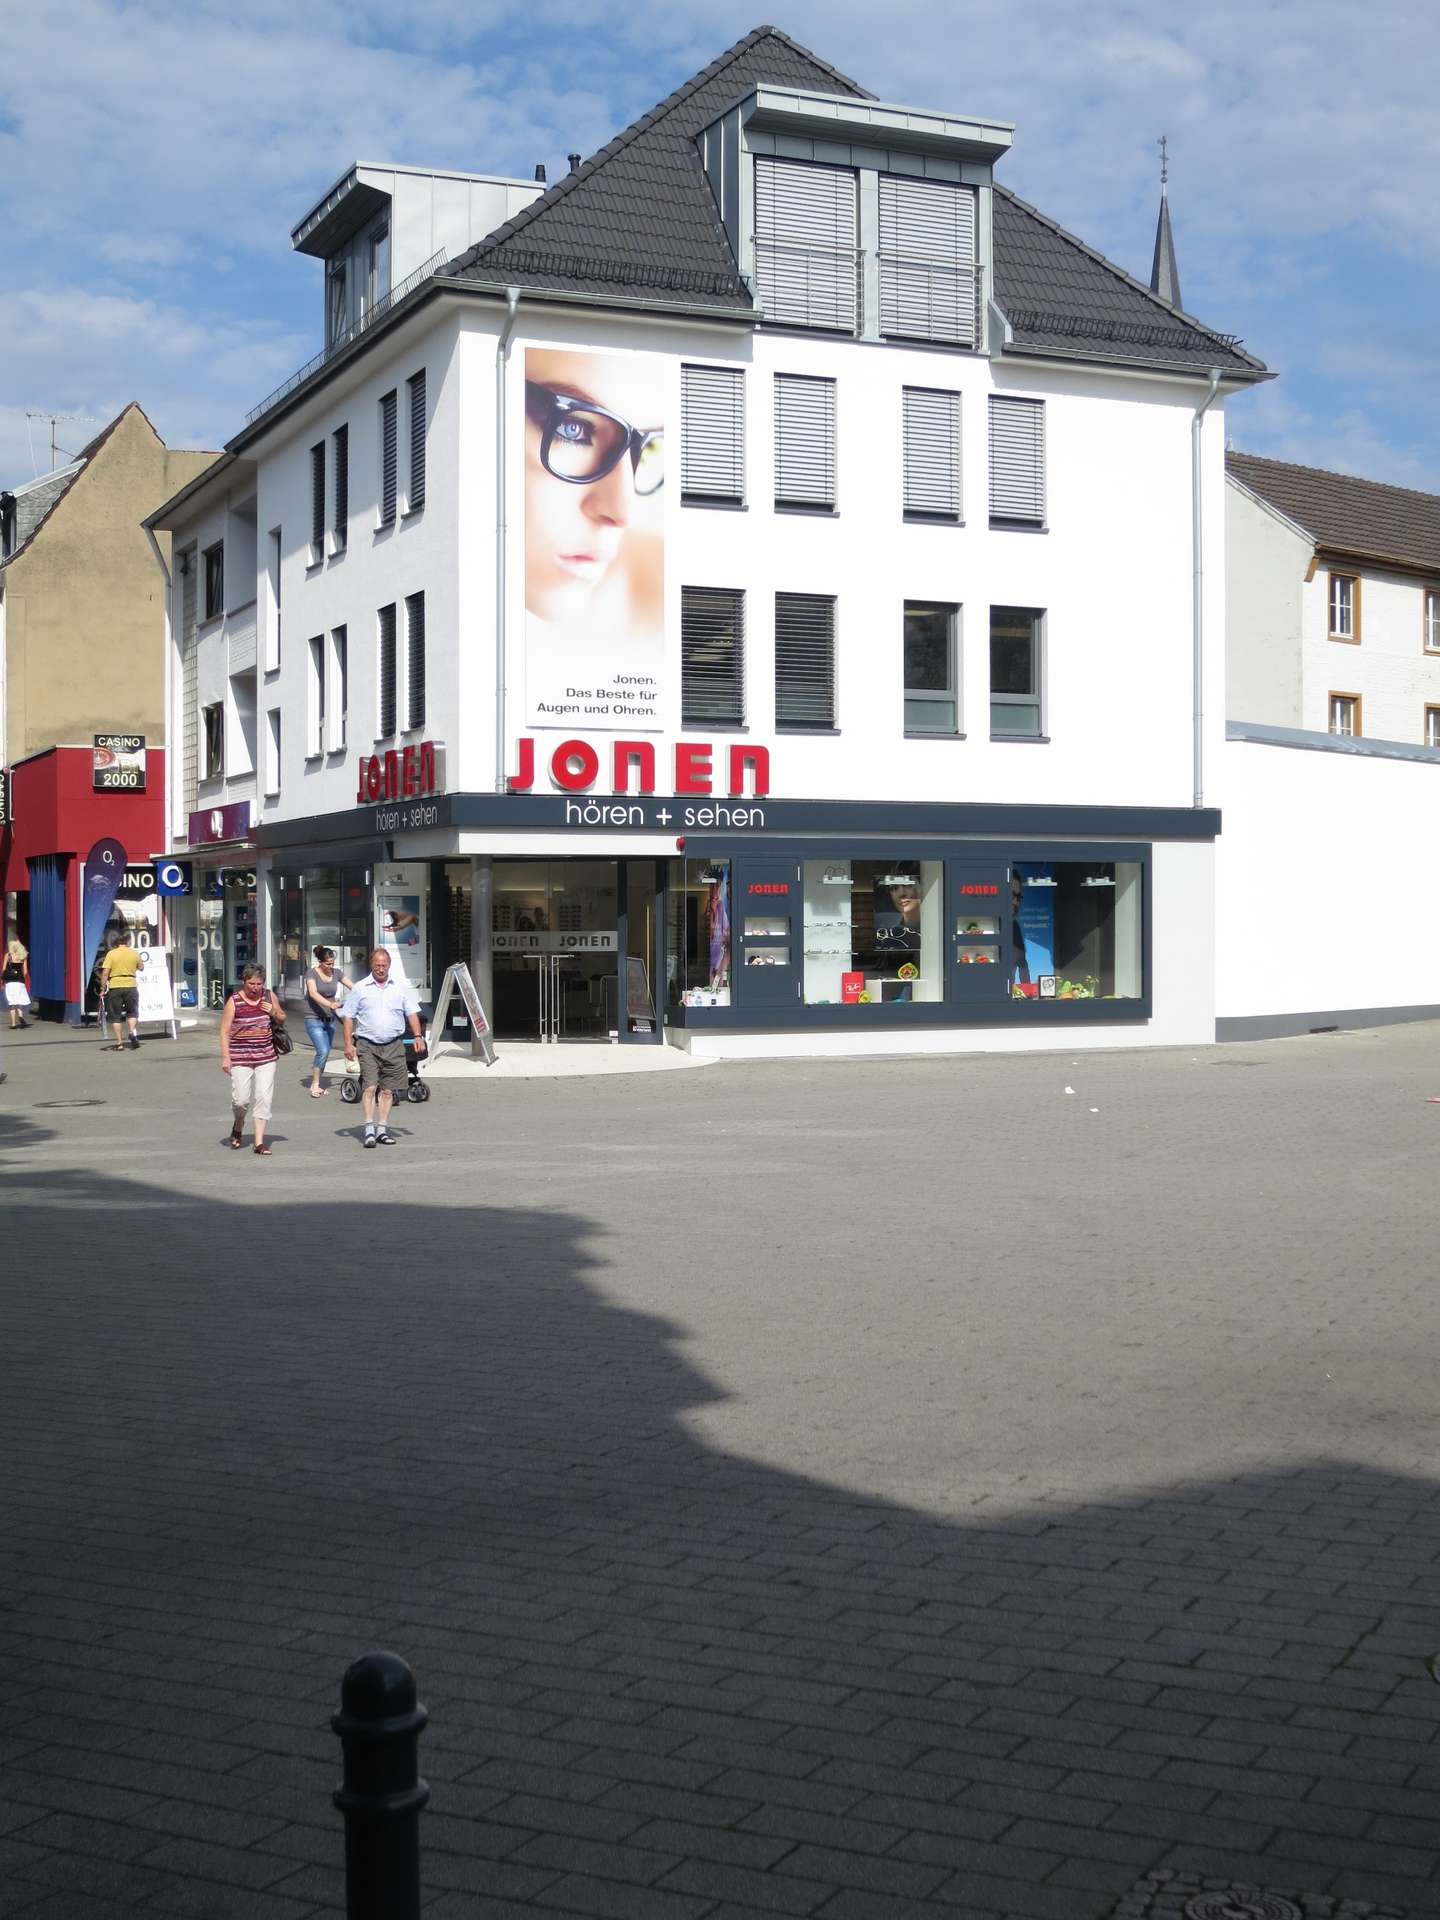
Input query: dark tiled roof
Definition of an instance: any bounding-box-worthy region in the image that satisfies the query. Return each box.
[448,26,869,312]
[1228,451,1440,574]
[992,187,1263,377]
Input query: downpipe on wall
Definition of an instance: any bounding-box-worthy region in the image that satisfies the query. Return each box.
[1192,368,1222,809]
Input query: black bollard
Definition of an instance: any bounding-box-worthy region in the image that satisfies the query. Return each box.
[332,1652,430,1920]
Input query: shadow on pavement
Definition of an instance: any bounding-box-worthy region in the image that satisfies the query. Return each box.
[1,1162,1438,1918]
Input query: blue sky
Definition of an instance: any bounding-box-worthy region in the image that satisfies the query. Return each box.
[3,0,1437,490]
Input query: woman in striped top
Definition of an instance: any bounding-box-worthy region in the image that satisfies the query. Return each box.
[219,962,286,1156]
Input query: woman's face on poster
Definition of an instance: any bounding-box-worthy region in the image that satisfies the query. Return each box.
[524,349,663,624]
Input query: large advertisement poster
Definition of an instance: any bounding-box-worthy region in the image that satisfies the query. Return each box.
[524,348,664,731]
[375,862,429,995]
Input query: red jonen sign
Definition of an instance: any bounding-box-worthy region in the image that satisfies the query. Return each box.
[356,741,439,803]
[508,738,770,797]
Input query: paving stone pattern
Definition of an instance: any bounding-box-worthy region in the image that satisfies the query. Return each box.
[3,1023,1440,1918]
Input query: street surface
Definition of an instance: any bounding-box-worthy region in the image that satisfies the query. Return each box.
[3,1020,1440,1918]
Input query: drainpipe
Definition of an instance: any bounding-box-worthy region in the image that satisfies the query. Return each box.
[494,288,520,793]
[1191,368,1222,808]
[144,526,176,849]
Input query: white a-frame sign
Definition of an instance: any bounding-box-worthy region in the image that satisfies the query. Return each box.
[427,962,497,1066]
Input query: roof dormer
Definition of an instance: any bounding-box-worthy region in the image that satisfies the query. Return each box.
[697,86,1013,351]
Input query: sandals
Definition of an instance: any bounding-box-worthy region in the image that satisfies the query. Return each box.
[229,1127,244,1149]
[253,1144,272,1157]
[309,1084,326,1098]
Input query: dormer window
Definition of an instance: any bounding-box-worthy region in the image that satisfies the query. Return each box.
[753,158,859,333]
[326,260,349,346]
[878,177,979,347]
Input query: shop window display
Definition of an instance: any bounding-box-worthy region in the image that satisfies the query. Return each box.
[803,859,942,1004]
[1009,861,1141,1002]
[667,859,731,1007]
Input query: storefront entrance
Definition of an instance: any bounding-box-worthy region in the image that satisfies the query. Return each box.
[492,860,620,1042]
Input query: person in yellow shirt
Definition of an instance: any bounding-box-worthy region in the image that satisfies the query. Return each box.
[100,931,145,1052]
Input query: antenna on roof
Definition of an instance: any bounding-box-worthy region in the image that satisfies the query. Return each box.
[24,410,95,476]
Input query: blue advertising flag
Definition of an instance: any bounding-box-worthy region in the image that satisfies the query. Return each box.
[82,838,128,989]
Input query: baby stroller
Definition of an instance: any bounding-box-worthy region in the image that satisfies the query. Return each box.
[339,1034,431,1104]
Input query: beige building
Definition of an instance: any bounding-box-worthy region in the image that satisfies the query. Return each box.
[1,404,216,1014]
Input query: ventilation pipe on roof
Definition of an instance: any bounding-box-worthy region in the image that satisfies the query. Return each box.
[534,164,546,183]
[567,153,581,174]
[494,288,521,796]
[1192,368,1222,808]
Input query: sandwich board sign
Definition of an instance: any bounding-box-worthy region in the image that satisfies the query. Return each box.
[427,962,496,1065]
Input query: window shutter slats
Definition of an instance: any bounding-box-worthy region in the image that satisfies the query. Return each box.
[333,426,348,549]
[408,372,426,510]
[405,591,425,731]
[988,396,1046,524]
[903,388,961,517]
[775,591,836,729]
[774,375,836,509]
[878,178,977,345]
[753,157,858,332]
[310,443,325,554]
[681,587,745,726]
[379,392,398,526]
[681,366,745,502]
[378,603,396,736]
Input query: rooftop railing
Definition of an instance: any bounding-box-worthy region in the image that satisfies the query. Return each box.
[244,250,448,428]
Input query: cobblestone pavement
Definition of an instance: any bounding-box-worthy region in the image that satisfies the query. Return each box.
[3,1020,1440,1919]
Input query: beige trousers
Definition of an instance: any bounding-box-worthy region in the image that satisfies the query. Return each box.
[230,1061,276,1125]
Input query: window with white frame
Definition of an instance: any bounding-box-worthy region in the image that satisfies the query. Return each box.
[902,387,961,519]
[774,374,836,510]
[904,602,959,735]
[405,592,425,731]
[878,177,979,347]
[1424,588,1440,653]
[990,607,1044,737]
[202,701,224,779]
[753,157,859,333]
[1328,571,1359,641]
[681,587,745,727]
[775,591,836,729]
[329,626,348,752]
[1426,705,1440,749]
[1329,692,1360,737]
[407,371,426,512]
[332,426,348,551]
[681,365,745,504]
[378,391,398,527]
[306,635,325,757]
[264,528,282,672]
[988,397,1045,527]
[265,708,281,797]
[309,443,325,564]
[377,603,396,737]
[203,542,224,621]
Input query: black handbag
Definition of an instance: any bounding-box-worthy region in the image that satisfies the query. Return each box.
[270,997,294,1055]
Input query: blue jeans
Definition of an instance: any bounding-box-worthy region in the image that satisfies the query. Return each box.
[305,1016,335,1073]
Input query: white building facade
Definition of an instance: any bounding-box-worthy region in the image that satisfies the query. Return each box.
[150,26,1271,1054]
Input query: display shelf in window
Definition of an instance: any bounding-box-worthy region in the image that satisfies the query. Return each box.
[955,914,1000,937]
[744,916,789,937]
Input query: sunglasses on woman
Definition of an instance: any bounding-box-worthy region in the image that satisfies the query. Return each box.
[526,381,664,495]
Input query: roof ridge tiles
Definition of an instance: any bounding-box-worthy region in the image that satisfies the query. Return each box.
[994,182,1266,373]
[448,24,869,280]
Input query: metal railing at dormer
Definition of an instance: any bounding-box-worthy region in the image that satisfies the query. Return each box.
[753,239,864,335]
[243,250,448,427]
[878,257,983,350]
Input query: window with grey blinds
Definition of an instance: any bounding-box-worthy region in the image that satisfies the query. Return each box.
[878,177,978,345]
[407,371,426,510]
[774,375,836,509]
[681,587,745,726]
[988,396,1046,524]
[902,387,961,518]
[310,443,325,558]
[379,391,398,526]
[377,603,396,736]
[753,157,858,332]
[681,365,745,502]
[405,591,425,731]
[332,426,348,549]
[775,592,836,729]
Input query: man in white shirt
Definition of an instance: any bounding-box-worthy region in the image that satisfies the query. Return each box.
[341,946,423,1147]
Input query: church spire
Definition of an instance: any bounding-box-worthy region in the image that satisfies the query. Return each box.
[1150,134,1182,310]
